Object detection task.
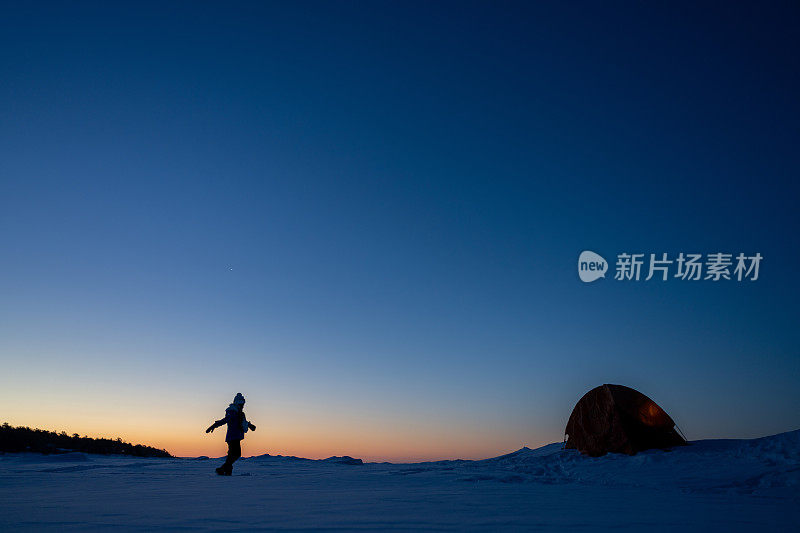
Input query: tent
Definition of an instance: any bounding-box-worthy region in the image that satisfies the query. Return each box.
[564,384,686,456]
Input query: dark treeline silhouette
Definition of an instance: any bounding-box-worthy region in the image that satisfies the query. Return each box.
[0,423,171,457]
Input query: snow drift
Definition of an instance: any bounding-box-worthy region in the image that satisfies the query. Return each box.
[1,430,798,531]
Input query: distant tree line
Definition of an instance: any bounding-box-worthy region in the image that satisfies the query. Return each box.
[0,423,171,457]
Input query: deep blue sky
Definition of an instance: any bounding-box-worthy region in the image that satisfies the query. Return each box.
[1,2,798,459]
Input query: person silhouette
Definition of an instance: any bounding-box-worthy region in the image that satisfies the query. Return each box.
[206,392,256,475]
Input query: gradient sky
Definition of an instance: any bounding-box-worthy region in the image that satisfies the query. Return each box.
[1,2,799,461]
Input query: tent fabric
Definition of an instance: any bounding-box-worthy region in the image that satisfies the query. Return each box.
[565,384,686,456]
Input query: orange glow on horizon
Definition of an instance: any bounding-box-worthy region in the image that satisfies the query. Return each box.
[0,379,546,463]
[1,413,545,463]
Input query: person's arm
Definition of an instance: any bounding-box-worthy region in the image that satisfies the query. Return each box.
[205,417,226,433]
[248,422,256,431]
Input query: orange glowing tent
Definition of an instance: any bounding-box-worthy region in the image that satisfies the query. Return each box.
[564,384,686,456]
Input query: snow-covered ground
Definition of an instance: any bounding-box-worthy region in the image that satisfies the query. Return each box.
[1,430,798,531]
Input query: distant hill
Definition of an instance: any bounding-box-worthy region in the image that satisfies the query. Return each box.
[0,423,171,458]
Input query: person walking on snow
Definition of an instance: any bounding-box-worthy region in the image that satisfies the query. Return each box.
[206,392,256,475]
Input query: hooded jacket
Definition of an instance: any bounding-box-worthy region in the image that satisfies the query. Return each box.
[210,403,255,443]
